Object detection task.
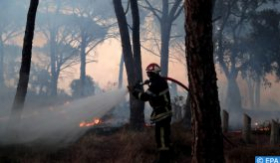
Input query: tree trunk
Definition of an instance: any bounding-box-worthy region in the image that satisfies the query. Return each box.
[113,0,144,131]
[217,26,242,114]
[130,0,145,130]
[226,72,241,111]
[246,77,255,109]
[0,35,4,88]
[185,0,224,162]
[160,0,170,77]
[270,120,279,145]
[50,28,57,96]
[227,78,242,112]
[226,73,242,128]
[118,53,124,88]
[160,25,171,77]
[10,0,39,124]
[255,77,261,109]
[242,114,251,143]
[80,33,86,97]
[144,0,183,77]
[113,0,134,85]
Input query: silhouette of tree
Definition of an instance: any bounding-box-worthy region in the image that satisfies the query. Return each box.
[141,0,183,76]
[10,0,39,127]
[185,0,224,162]
[113,0,145,131]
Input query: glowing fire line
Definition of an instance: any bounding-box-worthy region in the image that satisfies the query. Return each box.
[79,118,101,127]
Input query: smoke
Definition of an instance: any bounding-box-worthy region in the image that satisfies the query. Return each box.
[0,88,128,147]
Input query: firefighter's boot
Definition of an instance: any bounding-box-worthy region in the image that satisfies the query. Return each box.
[153,150,170,163]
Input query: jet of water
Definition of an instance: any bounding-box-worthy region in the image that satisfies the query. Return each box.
[0,88,128,147]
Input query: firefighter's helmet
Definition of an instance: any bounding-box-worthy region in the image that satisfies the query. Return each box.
[146,63,161,74]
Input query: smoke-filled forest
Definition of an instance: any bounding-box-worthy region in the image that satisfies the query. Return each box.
[1,0,280,162]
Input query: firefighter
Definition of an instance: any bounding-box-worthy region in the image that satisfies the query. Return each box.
[128,63,172,163]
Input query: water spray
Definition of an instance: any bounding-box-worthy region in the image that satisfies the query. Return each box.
[0,88,128,147]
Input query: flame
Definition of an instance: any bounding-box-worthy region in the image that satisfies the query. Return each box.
[254,121,271,132]
[79,118,101,127]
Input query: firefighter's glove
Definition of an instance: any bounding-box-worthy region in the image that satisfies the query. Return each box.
[127,81,142,93]
[127,82,142,98]
[133,81,142,90]
[150,120,155,125]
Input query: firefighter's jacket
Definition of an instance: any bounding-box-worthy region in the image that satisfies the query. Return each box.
[132,76,172,123]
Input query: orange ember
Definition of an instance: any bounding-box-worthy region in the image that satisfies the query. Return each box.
[254,121,271,132]
[79,118,101,127]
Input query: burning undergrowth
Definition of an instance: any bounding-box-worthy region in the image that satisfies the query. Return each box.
[79,118,101,127]
[223,124,280,163]
[252,120,272,134]
[0,123,192,163]
[0,120,279,163]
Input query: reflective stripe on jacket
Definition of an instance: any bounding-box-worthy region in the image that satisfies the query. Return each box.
[132,75,172,122]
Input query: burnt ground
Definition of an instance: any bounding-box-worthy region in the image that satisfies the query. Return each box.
[0,123,279,163]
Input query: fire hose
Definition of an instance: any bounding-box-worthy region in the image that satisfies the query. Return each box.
[140,76,237,148]
[139,76,189,91]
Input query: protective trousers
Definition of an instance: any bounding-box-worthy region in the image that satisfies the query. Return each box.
[155,117,171,163]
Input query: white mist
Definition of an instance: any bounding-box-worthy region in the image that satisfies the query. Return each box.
[0,88,128,147]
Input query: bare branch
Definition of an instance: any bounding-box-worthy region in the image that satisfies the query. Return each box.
[142,43,185,65]
[85,38,106,55]
[141,44,160,57]
[85,59,98,64]
[124,0,131,14]
[127,23,133,30]
[138,4,162,14]
[60,60,79,71]
[152,30,161,53]
[172,4,183,21]
[218,54,230,78]
[170,35,183,39]
[143,0,162,22]
[3,29,23,43]
[169,0,182,21]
